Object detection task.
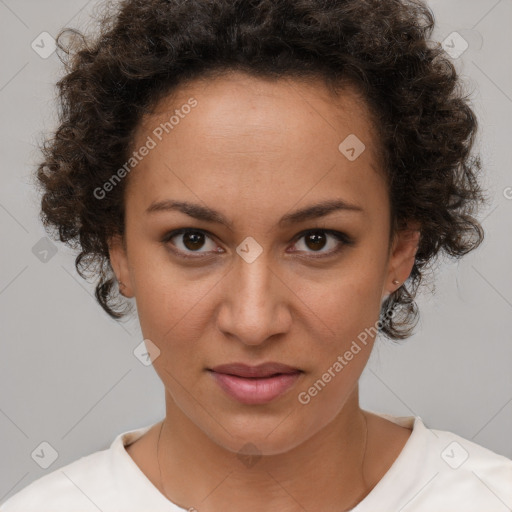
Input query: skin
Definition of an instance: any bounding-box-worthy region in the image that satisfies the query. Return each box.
[109,70,421,512]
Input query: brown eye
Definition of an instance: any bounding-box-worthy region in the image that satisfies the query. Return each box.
[304,232,327,251]
[163,229,221,258]
[182,231,206,251]
[291,229,352,257]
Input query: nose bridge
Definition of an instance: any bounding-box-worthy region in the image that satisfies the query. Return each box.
[236,252,273,307]
[218,248,289,344]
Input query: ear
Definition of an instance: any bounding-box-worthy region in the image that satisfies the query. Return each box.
[108,234,135,298]
[382,221,421,301]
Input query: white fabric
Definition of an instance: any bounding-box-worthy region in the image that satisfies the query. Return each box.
[2,413,511,511]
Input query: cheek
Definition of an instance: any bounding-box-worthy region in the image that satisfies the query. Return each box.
[131,252,210,341]
[293,276,379,425]
[295,263,384,343]
[299,280,378,381]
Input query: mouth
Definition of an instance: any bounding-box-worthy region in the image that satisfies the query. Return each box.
[207,362,303,404]
[209,362,302,378]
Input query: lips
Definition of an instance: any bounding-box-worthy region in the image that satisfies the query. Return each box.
[209,362,301,378]
[208,362,303,405]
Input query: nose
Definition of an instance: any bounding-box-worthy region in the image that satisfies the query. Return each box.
[216,252,292,346]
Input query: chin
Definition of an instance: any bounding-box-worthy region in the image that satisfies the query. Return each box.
[204,414,316,458]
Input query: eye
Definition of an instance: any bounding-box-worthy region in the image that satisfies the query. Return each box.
[290,229,352,257]
[162,229,222,259]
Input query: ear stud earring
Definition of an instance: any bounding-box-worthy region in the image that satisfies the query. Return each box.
[392,279,400,285]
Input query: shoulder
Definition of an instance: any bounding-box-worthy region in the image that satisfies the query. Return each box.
[402,416,512,510]
[364,412,512,511]
[0,448,114,512]
[426,426,512,503]
[0,424,155,512]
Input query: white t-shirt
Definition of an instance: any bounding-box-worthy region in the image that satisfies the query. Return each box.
[1,413,511,511]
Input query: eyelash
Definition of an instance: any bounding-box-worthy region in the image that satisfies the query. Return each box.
[162,228,354,260]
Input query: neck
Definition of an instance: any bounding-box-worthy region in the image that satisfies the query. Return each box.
[156,387,372,512]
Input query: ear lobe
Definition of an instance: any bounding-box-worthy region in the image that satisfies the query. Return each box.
[108,235,134,298]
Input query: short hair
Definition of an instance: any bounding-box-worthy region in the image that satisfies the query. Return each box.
[36,0,488,340]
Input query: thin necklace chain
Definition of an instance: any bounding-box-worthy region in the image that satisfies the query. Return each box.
[156,412,369,511]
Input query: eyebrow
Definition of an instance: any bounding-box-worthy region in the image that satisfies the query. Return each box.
[145,199,364,228]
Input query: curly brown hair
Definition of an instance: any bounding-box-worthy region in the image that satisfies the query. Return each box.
[35,0,488,340]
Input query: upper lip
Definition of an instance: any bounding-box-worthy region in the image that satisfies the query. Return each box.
[209,362,302,378]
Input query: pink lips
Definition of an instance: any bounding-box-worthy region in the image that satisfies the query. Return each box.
[208,362,302,405]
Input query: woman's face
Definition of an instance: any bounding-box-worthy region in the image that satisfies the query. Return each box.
[109,71,419,455]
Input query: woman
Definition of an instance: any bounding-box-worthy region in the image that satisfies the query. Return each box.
[2,0,511,510]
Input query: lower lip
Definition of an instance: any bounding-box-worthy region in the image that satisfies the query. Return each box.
[209,371,302,405]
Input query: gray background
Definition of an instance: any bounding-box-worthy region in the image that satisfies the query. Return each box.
[1,0,511,503]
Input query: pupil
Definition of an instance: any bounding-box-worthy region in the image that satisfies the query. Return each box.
[184,231,204,251]
[306,232,326,251]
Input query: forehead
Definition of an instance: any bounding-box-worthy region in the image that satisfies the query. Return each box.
[139,70,379,156]
[126,71,388,222]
